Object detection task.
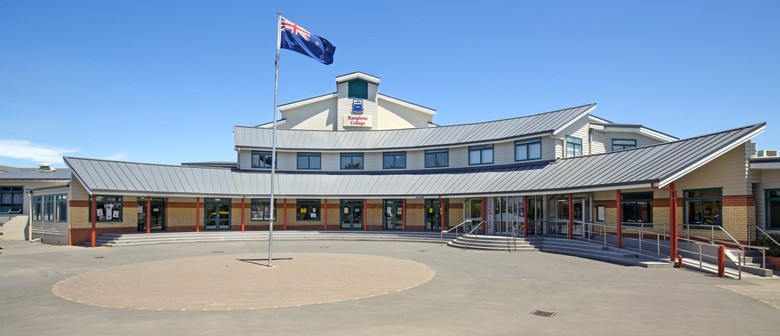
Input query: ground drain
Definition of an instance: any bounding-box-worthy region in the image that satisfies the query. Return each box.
[93,256,104,259]
[531,310,557,318]
[212,251,224,254]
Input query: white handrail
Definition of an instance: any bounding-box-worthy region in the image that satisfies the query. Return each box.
[440,219,472,245]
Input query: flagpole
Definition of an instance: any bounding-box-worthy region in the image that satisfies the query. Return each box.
[268,11,282,267]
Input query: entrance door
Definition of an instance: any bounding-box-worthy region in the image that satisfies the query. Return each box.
[340,200,363,230]
[425,199,448,231]
[204,198,231,231]
[383,199,403,230]
[137,198,165,232]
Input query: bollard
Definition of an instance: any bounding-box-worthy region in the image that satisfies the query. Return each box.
[717,245,725,278]
[677,255,684,269]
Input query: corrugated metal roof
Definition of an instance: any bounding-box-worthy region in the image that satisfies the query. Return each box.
[234,104,596,151]
[0,168,71,181]
[65,123,765,198]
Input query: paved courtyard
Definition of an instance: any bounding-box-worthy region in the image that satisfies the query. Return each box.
[2,239,780,335]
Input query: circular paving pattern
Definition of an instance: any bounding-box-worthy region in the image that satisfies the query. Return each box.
[52,253,435,311]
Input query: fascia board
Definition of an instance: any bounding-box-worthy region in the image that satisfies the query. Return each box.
[552,104,597,136]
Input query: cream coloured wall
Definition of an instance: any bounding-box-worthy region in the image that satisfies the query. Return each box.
[590,131,666,154]
[675,143,752,196]
[376,97,432,129]
[280,98,338,131]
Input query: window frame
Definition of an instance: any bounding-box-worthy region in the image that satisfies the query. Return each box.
[383,152,406,169]
[296,199,321,221]
[251,151,273,169]
[340,153,365,170]
[348,79,369,99]
[296,153,321,170]
[88,195,124,222]
[0,186,24,213]
[250,198,276,221]
[612,138,637,151]
[424,149,449,168]
[468,145,494,165]
[683,188,723,226]
[565,136,583,157]
[621,192,653,226]
[515,138,542,161]
[765,189,780,230]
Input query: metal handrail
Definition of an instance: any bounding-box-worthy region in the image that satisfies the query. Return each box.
[464,221,485,250]
[757,226,780,249]
[440,219,472,245]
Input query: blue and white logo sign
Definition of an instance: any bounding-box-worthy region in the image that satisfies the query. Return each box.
[352,99,364,113]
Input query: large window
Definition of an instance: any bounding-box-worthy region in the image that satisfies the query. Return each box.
[56,195,68,222]
[469,145,494,165]
[44,195,55,221]
[297,153,321,170]
[348,80,368,99]
[515,138,542,161]
[621,192,653,226]
[296,199,321,221]
[684,188,722,226]
[612,139,637,151]
[251,151,273,169]
[0,186,23,213]
[251,199,275,221]
[565,136,583,157]
[89,196,123,222]
[340,153,364,170]
[765,189,780,229]
[425,149,449,168]
[383,152,406,169]
[32,194,68,222]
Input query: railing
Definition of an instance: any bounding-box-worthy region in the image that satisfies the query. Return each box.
[463,221,486,250]
[757,226,780,250]
[440,219,472,246]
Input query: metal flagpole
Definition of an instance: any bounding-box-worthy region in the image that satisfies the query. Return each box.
[268,12,282,267]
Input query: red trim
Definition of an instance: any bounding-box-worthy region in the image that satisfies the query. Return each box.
[324,199,328,231]
[568,194,573,239]
[440,196,445,231]
[195,197,200,232]
[363,199,367,231]
[717,245,725,277]
[669,182,678,262]
[91,195,96,248]
[241,197,245,232]
[523,196,529,236]
[146,196,151,234]
[402,199,407,231]
[616,190,622,248]
[283,198,288,231]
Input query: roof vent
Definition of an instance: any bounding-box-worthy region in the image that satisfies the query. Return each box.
[756,150,778,158]
[37,163,56,173]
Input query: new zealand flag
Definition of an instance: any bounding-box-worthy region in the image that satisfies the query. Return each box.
[280,17,336,65]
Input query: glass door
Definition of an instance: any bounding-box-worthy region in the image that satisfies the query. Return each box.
[204,198,231,231]
[382,199,403,230]
[137,198,165,232]
[340,200,363,230]
[425,199,448,231]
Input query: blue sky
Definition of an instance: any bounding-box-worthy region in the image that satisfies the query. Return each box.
[1,0,778,168]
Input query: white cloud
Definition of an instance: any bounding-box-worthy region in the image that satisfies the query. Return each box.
[0,139,78,164]
[101,153,128,161]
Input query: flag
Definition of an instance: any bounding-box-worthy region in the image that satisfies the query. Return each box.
[280,17,336,65]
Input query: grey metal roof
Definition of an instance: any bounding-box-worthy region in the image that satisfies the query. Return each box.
[0,168,71,181]
[65,123,765,198]
[234,103,596,151]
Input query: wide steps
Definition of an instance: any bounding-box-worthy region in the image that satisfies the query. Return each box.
[447,234,538,251]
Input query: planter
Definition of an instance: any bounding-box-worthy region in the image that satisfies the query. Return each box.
[767,256,780,270]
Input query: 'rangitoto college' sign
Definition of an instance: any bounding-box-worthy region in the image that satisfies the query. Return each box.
[344,115,372,128]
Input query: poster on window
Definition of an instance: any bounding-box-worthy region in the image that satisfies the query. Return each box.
[113,210,120,219]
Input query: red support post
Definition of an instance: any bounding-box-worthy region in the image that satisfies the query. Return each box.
[568,193,574,240]
[717,245,726,277]
[440,197,445,232]
[616,189,622,248]
[669,182,678,262]
[283,198,287,231]
[523,196,529,236]
[324,199,328,231]
[146,196,151,234]
[195,197,200,232]
[241,196,245,232]
[402,199,407,231]
[90,194,96,248]
[363,199,367,231]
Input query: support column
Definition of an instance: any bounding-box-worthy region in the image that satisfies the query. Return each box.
[440,196,445,232]
[283,198,288,231]
[195,197,200,232]
[568,193,574,240]
[402,199,407,231]
[90,194,96,248]
[616,189,622,248]
[146,196,151,234]
[363,199,367,231]
[482,197,487,235]
[670,182,678,262]
[523,196,529,236]
[241,196,245,232]
[324,199,328,231]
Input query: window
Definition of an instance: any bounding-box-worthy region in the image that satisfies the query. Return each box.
[348,80,368,99]
[765,189,780,229]
[89,196,123,222]
[0,186,23,213]
[251,199,275,221]
[425,149,449,168]
[32,194,68,222]
[251,151,273,168]
[341,153,364,170]
[565,136,583,157]
[621,192,653,226]
[297,153,321,170]
[33,196,43,221]
[469,145,494,165]
[56,194,68,222]
[44,195,55,221]
[383,152,406,169]
[612,139,637,151]
[515,138,542,161]
[296,199,320,221]
[684,188,722,226]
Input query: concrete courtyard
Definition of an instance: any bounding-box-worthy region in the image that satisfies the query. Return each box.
[1,239,780,335]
